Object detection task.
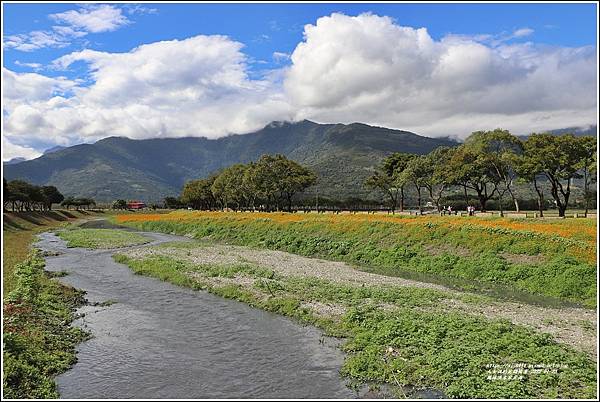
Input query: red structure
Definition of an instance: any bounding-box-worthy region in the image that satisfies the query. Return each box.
[127,200,146,210]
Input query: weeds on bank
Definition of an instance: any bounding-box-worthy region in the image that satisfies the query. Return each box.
[113,252,597,399]
[2,252,89,398]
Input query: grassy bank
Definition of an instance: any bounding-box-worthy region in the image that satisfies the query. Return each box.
[3,210,103,294]
[2,210,101,398]
[113,249,597,399]
[57,227,151,249]
[3,252,89,398]
[115,211,597,307]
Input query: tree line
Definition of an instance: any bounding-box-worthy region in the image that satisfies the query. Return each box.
[179,154,317,212]
[3,178,96,212]
[366,130,596,217]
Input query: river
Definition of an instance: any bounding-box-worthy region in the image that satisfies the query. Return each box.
[36,230,358,399]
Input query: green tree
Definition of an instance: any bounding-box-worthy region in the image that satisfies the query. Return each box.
[211,164,248,210]
[365,153,415,212]
[6,180,36,212]
[163,197,182,209]
[515,143,547,217]
[3,178,9,211]
[422,147,454,212]
[181,176,216,210]
[398,155,429,214]
[465,129,523,216]
[40,186,64,210]
[275,157,317,212]
[525,133,587,217]
[577,136,597,217]
[112,199,128,210]
[445,145,498,212]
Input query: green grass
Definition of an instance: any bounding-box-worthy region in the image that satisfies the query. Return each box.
[2,252,89,398]
[113,252,596,399]
[57,228,151,249]
[115,214,597,307]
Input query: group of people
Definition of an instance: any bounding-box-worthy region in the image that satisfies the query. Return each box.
[440,205,477,216]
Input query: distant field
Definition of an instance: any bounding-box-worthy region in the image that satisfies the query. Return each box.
[115,211,597,307]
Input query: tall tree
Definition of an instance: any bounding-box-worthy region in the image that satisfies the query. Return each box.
[211,164,248,210]
[181,176,216,210]
[274,157,317,212]
[577,136,597,217]
[465,129,523,215]
[524,133,587,217]
[40,186,64,210]
[422,147,454,212]
[365,153,415,212]
[398,155,429,214]
[445,145,498,212]
[515,144,547,217]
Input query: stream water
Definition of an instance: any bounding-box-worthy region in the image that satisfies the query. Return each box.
[36,231,358,399]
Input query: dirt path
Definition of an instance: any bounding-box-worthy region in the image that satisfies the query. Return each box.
[123,242,597,359]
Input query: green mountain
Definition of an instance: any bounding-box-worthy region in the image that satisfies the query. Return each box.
[3,120,457,202]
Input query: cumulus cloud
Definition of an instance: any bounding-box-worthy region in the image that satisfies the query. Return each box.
[2,12,596,160]
[3,35,292,159]
[284,13,596,136]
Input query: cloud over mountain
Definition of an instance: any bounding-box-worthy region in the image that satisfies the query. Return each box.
[284,13,596,136]
[2,12,596,160]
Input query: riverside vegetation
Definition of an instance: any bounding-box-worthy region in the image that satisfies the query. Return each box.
[2,211,105,398]
[56,227,151,249]
[112,211,597,398]
[115,211,596,306]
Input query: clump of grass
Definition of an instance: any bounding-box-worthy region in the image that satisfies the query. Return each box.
[57,228,151,249]
[114,252,597,399]
[3,251,89,398]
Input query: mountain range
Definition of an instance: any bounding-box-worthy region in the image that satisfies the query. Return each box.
[3,120,457,202]
[4,121,596,203]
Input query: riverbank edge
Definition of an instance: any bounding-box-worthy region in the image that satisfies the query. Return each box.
[2,211,104,398]
[2,250,90,398]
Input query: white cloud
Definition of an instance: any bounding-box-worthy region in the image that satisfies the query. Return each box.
[3,35,292,156]
[2,139,42,162]
[512,27,534,38]
[284,13,596,137]
[124,4,158,15]
[14,61,43,71]
[50,4,129,33]
[4,30,69,52]
[273,51,291,63]
[4,5,131,52]
[2,68,77,112]
[2,13,596,161]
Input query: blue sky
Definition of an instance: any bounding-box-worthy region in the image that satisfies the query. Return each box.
[4,2,597,79]
[2,2,598,160]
